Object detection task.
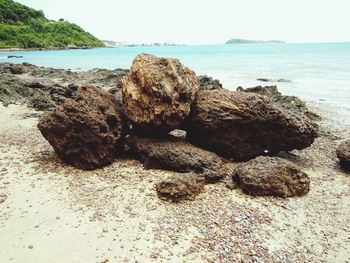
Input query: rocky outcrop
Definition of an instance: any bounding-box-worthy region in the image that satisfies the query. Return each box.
[198,75,223,90]
[0,63,128,111]
[156,173,205,202]
[257,78,292,83]
[237,85,321,121]
[37,85,125,170]
[337,140,350,169]
[126,133,228,182]
[122,53,199,133]
[233,156,310,197]
[184,89,318,161]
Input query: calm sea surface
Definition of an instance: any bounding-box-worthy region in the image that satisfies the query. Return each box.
[1,43,350,124]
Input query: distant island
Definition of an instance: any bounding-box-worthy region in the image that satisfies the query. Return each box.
[225,38,285,44]
[0,0,105,49]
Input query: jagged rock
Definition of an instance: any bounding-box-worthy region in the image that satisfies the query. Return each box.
[198,75,223,90]
[37,85,125,170]
[122,53,199,133]
[237,85,321,121]
[184,89,318,161]
[156,173,205,202]
[126,133,228,182]
[337,140,350,169]
[233,156,310,197]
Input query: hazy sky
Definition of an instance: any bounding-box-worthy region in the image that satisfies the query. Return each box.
[17,0,350,44]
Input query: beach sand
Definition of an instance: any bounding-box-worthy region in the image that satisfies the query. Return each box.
[0,103,349,263]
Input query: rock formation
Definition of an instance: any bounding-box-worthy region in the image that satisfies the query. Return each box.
[122,53,199,133]
[156,173,205,202]
[198,75,223,90]
[184,89,318,161]
[37,85,125,170]
[236,85,321,121]
[337,140,350,169]
[126,133,228,182]
[233,156,310,197]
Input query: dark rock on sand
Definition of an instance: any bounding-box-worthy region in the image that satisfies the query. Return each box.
[37,85,125,170]
[156,173,205,202]
[184,89,318,161]
[337,140,350,169]
[233,156,310,197]
[122,53,199,133]
[126,133,228,182]
[198,75,223,90]
[237,85,321,121]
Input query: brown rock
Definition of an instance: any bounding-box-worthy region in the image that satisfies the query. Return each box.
[37,85,125,170]
[337,140,350,168]
[184,89,318,161]
[122,53,199,133]
[126,133,228,183]
[156,173,205,202]
[233,156,310,197]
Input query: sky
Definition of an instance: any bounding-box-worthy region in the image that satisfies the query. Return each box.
[17,0,350,44]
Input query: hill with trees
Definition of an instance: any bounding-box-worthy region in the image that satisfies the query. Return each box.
[0,0,105,49]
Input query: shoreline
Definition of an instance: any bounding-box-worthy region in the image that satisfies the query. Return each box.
[0,46,111,53]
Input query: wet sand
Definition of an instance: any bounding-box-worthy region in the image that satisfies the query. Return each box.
[0,103,349,263]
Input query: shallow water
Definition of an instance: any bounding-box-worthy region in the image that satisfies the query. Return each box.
[1,43,350,125]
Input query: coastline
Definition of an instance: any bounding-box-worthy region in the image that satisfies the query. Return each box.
[0,62,349,262]
[0,46,111,53]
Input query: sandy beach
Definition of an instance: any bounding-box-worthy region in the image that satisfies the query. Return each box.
[0,99,349,263]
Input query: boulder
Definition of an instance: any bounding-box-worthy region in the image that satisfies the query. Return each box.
[233,156,310,197]
[126,133,228,182]
[122,53,199,133]
[237,85,321,121]
[337,140,350,169]
[156,173,205,202]
[184,89,318,161]
[37,85,125,170]
[198,75,223,90]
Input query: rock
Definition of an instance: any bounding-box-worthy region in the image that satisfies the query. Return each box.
[257,78,270,82]
[236,85,321,121]
[156,173,205,202]
[184,89,318,161]
[7,55,23,59]
[37,85,125,170]
[126,133,228,182]
[257,78,292,83]
[233,156,310,197]
[198,75,223,90]
[337,140,350,169]
[122,53,199,133]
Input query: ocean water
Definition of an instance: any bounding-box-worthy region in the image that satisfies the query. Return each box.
[1,42,350,124]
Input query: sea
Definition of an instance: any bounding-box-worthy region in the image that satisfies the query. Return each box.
[1,42,350,126]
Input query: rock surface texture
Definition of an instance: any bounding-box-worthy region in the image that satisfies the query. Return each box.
[337,140,350,168]
[37,85,125,170]
[185,89,318,161]
[122,53,199,133]
[233,156,310,197]
[156,173,205,202]
[126,133,228,182]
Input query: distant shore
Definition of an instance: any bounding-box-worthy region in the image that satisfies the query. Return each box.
[0,46,108,53]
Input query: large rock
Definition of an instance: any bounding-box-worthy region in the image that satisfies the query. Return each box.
[184,89,318,161]
[233,156,310,197]
[122,53,199,133]
[337,140,350,169]
[156,173,205,202]
[37,85,125,170]
[198,75,223,90]
[126,133,228,182]
[237,85,321,121]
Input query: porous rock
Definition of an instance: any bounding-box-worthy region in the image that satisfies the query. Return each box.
[233,156,310,197]
[184,89,318,161]
[156,173,205,202]
[126,133,228,182]
[337,140,350,169]
[122,53,199,133]
[37,85,125,170]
